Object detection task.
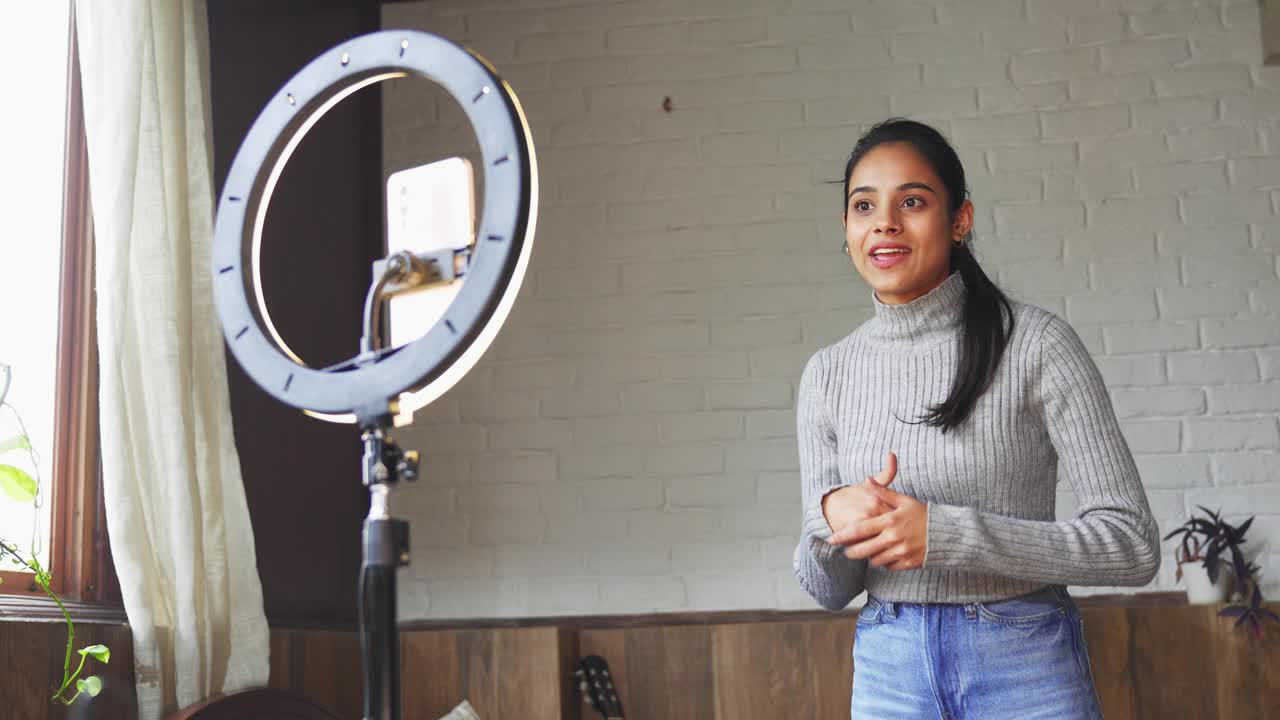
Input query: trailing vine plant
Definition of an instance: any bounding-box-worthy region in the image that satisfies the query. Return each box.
[0,363,108,704]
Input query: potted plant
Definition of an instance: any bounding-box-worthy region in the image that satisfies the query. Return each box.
[0,362,109,705]
[1164,505,1245,603]
[1164,505,1280,640]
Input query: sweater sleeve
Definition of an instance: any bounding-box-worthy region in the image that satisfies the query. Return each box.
[922,314,1162,587]
[793,351,867,610]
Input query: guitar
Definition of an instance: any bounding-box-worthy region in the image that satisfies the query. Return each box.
[575,654,625,719]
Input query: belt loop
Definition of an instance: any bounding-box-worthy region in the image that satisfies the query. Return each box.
[885,601,896,619]
[963,602,977,619]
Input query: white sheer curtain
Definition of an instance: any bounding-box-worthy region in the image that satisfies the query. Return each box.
[75,1,269,716]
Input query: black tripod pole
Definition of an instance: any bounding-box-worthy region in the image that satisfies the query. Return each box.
[358,418,416,720]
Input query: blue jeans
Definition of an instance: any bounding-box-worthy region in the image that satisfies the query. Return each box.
[851,584,1104,719]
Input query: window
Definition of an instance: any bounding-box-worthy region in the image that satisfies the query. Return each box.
[0,3,108,606]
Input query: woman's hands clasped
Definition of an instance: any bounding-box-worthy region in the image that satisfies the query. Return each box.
[821,451,929,571]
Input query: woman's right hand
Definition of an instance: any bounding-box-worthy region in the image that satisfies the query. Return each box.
[822,451,898,538]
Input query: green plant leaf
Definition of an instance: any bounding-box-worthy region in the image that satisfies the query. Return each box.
[0,434,30,455]
[0,464,36,502]
[76,675,103,697]
[79,644,110,663]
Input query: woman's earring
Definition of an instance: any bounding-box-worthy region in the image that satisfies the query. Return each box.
[842,240,850,256]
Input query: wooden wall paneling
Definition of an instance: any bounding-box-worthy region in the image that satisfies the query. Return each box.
[1128,606,1219,719]
[580,617,855,720]
[449,630,501,715]
[266,629,290,688]
[713,620,821,719]
[804,618,859,719]
[293,629,363,717]
[256,602,1278,720]
[1080,606,1139,719]
[556,627,583,720]
[578,625,716,720]
[0,621,135,720]
[399,630,468,717]
[493,627,571,718]
[450,630,498,714]
[268,629,363,718]
[1210,604,1280,720]
[633,625,715,720]
[399,627,569,719]
[271,627,570,719]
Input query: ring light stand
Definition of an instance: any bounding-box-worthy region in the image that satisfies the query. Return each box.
[211,30,537,720]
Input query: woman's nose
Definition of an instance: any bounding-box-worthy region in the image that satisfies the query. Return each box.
[874,210,901,234]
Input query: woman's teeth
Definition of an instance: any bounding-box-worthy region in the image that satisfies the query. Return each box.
[869,248,911,268]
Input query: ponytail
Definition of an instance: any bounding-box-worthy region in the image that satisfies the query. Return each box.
[916,240,1015,433]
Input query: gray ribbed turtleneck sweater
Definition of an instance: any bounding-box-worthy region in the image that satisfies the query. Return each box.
[793,271,1161,608]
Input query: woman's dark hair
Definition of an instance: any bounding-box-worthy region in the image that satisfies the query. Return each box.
[842,117,1015,433]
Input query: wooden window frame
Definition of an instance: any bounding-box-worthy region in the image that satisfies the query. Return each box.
[0,6,119,614]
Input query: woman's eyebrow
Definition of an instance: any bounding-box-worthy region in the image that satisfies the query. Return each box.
[848,181,938,199]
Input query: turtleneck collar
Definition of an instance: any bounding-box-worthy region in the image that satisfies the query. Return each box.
[863,271,966,350]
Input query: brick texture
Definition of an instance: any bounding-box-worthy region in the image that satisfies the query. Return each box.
[383,0,1280,618]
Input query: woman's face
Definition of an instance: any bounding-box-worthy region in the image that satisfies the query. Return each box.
[843,142,973,305]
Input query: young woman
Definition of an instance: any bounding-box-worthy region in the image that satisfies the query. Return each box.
[793,118,1160,719]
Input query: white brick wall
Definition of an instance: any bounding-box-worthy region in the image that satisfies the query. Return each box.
[384,0,1280,618]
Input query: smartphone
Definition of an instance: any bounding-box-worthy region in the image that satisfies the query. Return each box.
[384,156,476,349]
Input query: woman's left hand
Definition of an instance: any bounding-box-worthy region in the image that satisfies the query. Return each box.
[828,480,929,571]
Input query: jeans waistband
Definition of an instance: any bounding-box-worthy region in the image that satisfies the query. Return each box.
[868,584,1070,620]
